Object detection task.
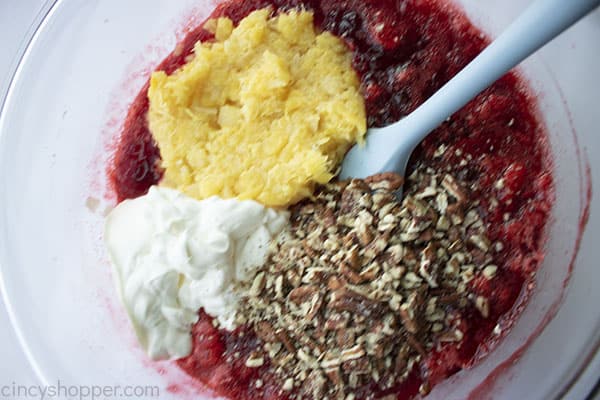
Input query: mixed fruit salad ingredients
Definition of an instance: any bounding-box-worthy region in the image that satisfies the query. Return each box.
[107,0,555,399]
[148,9,366,207]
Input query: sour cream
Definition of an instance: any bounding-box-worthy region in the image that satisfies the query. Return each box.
[105,186,288,360]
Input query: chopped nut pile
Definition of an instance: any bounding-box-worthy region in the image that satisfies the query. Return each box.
[235,167,501,399]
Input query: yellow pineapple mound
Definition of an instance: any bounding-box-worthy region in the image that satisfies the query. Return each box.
[147,8,366,207]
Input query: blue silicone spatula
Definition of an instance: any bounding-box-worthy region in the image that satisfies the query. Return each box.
[339,0,600,180]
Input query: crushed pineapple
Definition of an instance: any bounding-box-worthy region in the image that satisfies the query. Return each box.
[148,9,366,207]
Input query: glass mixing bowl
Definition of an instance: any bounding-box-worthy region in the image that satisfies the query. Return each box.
[0,0,598,398]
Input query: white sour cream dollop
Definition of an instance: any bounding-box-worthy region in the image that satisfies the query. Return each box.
[105,186,288,360]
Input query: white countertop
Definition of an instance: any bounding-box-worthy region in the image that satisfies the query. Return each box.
[0,0,598,398]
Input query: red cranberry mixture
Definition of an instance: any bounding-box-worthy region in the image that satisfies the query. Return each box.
[109,0,554,399]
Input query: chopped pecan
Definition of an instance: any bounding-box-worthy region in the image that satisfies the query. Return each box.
[254,321,277,342]
[344,247,361,270]
[306,293,323,320]
[437,293,462,305]
[394,344,411,372]
[327,276,345,291]
[320,206,336,228]
[441,174,468,203]
[342,356,371,375]
[276,330,296,353]
[475,295,490,318]
[359,262,381,281]
[329,286,384,318]
[288,285,319,304]
[324,313,350,331]
[363,234,389,261]
[403,197,430,217]
[365,172,404,191]
[342,231,358,247]
[357,223,374,246]
[302,239,319,258]
[324,366,343,386]
[340,345,367,362]
[399,304,419,334]
[300,370,327,399]
[340,262,365,284]
[336,329,356,349]
[406,333,427,358]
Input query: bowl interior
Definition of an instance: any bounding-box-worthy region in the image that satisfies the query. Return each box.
[0,0,595,399]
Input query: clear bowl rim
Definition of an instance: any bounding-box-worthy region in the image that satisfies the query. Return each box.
[0,0,597,397]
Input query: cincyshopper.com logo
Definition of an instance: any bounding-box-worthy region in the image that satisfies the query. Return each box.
[1,381,160,400]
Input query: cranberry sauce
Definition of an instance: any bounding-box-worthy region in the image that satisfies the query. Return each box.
[110,0,554,398]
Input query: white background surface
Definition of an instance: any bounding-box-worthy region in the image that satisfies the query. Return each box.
[0,0,598,399]
[0,0,43,388]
